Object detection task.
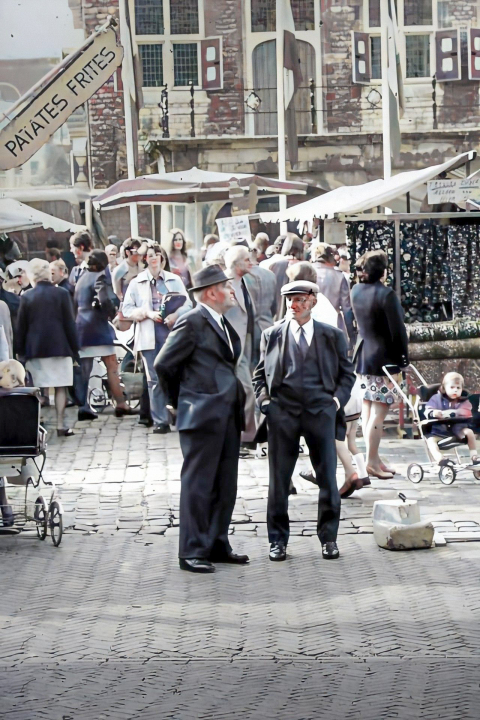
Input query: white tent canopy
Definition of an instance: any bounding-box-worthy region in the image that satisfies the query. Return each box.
[259,151,476,228]
[0,198,86,234]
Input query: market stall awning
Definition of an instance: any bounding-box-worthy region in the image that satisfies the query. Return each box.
[259,151,476,226]
[0,198,86,234]
[93,167,308,210]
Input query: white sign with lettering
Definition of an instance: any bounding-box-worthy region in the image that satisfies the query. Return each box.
[0,28,123,170]
[428,177,480,204]
[216,215,252,244]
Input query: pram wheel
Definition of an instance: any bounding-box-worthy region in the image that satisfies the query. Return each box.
[473,470,480,481]
[49,501,63,547]
[407,463,424,484]
[88,384,108,413]
[439,465,456,485]
[34,496,48,540]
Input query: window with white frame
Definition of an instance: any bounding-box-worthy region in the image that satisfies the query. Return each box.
[133,0,208,89]
[365,0,434,80]
[251,0,315,33]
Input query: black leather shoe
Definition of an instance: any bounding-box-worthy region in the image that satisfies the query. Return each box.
[78,409,98,421]
[153,424,171,434]
[300,470,318,486]
[288,481,297,495]
[322,541,340,560]
[179,558,215,573]
[269,542,287,561]
[210,553,250,564]
[115,406,139,417]
[138,416,153,428]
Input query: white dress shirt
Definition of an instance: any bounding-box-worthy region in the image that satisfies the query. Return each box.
[199,302,233,353]
[289,317,314,345]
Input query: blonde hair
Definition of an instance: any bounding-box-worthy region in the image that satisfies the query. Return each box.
[27,258,51,285]
[441,372,464,393]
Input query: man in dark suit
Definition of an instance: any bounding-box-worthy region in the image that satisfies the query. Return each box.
[155,265,249,574]
[253,280,355,562]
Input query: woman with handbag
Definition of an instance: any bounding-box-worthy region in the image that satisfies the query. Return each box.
[75,250,136,420]
[123,243,192,433]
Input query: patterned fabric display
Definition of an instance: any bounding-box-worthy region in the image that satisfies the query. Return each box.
[346,221,394,288]
[400,222,451,324]
[447,224,480,322]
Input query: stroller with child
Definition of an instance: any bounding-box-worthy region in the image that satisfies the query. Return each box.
[0,386,63,545]
[383,364,480,486]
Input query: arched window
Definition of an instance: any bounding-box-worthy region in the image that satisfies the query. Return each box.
[252,40,316,135]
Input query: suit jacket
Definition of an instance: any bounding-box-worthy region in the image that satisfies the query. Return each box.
[16,281,79,360]
[253,319,355,442]
[224,277,256,354]
[154,305,246,432]
[351,281,409,376]
[244,265,277,332]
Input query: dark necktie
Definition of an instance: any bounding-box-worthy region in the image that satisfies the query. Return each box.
[241,280,255,336]
[220,317,233,354]
[298,327,309,359]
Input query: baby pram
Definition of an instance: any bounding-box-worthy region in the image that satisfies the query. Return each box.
[383,364,480,486]
[0,387,63,545]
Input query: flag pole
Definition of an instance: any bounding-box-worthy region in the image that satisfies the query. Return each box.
[380,0,391,180]
[276,0,288,233]
[119,0,139,237]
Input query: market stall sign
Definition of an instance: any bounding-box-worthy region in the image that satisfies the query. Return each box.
[0,28,123,170]
[216,215,251,244]
[427,177,480,204]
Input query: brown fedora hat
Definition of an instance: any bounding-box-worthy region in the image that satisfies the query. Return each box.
[191,264,232,291]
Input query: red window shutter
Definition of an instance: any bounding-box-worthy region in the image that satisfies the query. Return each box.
[468,28,480,80]
[352,32,371,84]
[435,29,460,81]
[201,38,222,90]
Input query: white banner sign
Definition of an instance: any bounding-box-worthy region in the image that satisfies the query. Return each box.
[428,177,480,204]
[216,215,251,244]
[0,28,123,170]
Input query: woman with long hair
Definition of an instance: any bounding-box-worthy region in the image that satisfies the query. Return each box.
[167,228,195,290]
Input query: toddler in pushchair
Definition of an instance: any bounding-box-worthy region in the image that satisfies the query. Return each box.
[424,372,479,469]
[384,364,480,486]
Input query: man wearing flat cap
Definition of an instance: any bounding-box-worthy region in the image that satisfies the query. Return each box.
[155,265,249,573]
[253,280,355,561]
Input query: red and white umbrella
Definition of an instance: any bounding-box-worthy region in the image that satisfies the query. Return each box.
[93,167,307,210]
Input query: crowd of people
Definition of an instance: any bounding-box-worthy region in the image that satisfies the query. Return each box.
[0,225,416,570]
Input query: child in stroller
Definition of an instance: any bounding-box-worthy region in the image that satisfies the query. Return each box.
[424,372,479,468]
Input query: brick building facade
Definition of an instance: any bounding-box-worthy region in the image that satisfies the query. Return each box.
[78,0,480,239]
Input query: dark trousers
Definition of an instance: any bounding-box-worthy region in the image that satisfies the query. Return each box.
[178,411,241,559]
[266,402,340,545]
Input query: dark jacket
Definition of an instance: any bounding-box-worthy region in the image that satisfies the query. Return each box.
[154,304,246,432]
[74,270,116,348]
[351,281,408,376]
[16,281,79,360]
[253,318,356,441]
[314,263,354,342]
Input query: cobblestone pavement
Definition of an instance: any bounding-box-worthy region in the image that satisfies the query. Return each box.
[2,408,480,718]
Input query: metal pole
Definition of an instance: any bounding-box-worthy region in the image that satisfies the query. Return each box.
[381,0,391,179]
[394,218,401,300]
[276,0,288,233]
[119,0,139,237]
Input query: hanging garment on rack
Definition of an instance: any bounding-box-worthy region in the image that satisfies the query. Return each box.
[448,223,480,322]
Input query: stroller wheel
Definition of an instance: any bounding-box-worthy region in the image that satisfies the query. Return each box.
[34,496,48,540]
[407,463,424,484]
[49,501,63,547]
[439,465,456,485]
[88,385,108,413]
[473,470,480,481]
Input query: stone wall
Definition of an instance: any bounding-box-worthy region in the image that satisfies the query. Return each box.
[203,0,245,135]
[321,0,364,134]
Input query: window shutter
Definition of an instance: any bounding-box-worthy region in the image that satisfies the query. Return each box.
[201,38,223,90]
[435,29,460,81]
[352,32,371,84]
[468,28,480,80]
